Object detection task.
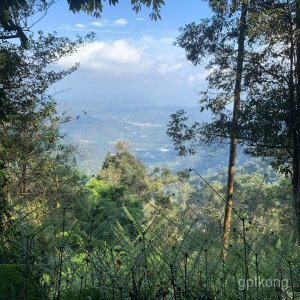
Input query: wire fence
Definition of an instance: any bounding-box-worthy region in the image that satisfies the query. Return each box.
[3,169,300,300]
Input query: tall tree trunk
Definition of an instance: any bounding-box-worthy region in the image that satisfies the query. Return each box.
[0,94,10,232]
[0,159,9,233]
[0,160,6,232]
[223,0,248,258]
[294,0,300,243]
[0,92,7,232]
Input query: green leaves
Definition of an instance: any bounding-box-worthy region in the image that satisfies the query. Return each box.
[99,149,151,197]
[131,0,164,20]
[167,110,202,156]
[0,265,25,300]
[0,0,29,47]
[169,0,299,178]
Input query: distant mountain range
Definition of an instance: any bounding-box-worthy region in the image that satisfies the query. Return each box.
[62,105,251,175]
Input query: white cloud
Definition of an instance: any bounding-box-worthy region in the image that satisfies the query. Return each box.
[75,23,87,29]
[113,18,128,26]
[57,36,207,89]
[141,36,155,44]
[61,24,72,30]
[136,18,145,21]
[91,21,105,27]
[187,72,208,85]
[91,18,128,28]
[159,37,174,45]
[156,62,184,75]
[58,40,152,74]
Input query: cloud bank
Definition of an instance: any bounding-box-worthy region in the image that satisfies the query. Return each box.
[58,36,207,87]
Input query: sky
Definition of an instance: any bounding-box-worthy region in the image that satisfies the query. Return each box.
[33,0,211,113]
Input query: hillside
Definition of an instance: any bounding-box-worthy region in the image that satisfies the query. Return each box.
[63,105,251,175]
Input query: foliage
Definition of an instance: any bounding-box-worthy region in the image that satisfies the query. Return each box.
[167,0,298,176]
[167,0,300,241]
[0,0,299,298]
[99,147,151,197]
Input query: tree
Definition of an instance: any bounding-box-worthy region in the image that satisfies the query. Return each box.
[294,0,300,244]
[228,0,300,242]
[99,143,151,197]
[223,0,248,257]
[0,32,93,298]
[86,145,151,243]
[168,0,300,243]
[0,31,92,230]
[168,0,250,256]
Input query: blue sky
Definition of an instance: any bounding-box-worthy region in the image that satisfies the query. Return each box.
[34,1,211,113]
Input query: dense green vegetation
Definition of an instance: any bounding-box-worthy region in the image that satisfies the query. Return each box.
[0,0,300,299]
[0,131,298,298]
